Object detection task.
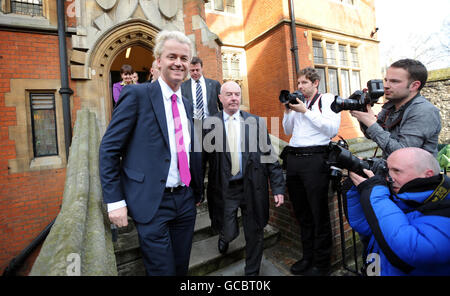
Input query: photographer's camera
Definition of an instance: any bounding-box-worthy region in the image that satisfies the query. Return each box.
[330,79,384,113]
[279,90,306,109]
[327,140,387,178]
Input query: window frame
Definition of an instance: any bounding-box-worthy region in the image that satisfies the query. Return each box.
[29,92,59,158]
[10,0,43,16]
[205,0,241,16]
[312,38,361,98]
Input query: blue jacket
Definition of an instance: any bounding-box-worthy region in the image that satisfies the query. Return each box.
[347,175,450,276]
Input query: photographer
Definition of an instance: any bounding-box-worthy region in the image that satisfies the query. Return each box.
[282,67,341,276]
[346,147,450,276]
[350,59,441,158]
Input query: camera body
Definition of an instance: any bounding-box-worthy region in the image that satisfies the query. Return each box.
[279,90,305,109]
[327,140,388,178]
[330,79,384,113]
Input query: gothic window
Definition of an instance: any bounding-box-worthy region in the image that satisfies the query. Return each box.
[205,0,236,14]
[221,50,247,105]
[30,93,58,157]
[350,46,359,67]
[313,40,324,64]
[222,52,242,81]
[326,42,337,65]
[8,0,43,16]
[339,44,349,66]
[312,38,361,97]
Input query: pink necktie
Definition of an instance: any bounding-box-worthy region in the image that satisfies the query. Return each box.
[171,94,191,186]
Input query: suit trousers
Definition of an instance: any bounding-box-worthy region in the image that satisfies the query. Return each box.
[222,181,264,275]
[286,152,332,269]
[134,187,196,275]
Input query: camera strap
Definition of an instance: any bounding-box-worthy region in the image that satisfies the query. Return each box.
[307,93,322,113]
[422,174,450,204]
[395,174,450,216]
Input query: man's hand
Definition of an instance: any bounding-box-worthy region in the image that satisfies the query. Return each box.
[108,206,128,228]
[288,98,308,113]
[349,169,374,187]
[350,104,377,127]
[273,194,284,207]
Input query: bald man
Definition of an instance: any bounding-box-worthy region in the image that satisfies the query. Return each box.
[204,81,285,275]
[346,147,450,276]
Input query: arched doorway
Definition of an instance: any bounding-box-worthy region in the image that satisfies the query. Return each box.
[111,46,154,83]
[110,45,154,108]
[88,20,159,128]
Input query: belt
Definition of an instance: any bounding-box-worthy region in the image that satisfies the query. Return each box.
[288,145,328,156]
[164,185,185,193]
[229,179,243,186]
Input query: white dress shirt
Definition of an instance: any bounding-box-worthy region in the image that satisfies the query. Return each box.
[282,93,341,147]
[191,75,209,118]
[107,78,191,212]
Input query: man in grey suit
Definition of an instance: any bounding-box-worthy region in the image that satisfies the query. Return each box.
[181,57,222,119]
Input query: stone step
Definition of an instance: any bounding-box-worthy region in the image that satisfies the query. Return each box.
[114,206,249,276]
[188,224,280,276]
[193,206,242,242]
[206,254,287,276]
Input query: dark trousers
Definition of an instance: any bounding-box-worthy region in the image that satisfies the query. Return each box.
[134,187,196,275]
[286,152,332,269]
[222,181,264,275]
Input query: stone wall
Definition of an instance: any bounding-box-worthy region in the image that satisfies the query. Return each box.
[421,69,450,144]
[29,109,117,276]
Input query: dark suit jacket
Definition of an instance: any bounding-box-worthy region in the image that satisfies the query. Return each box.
[205,111,285,231]
[181,77,222,116]
[99,81,203,224]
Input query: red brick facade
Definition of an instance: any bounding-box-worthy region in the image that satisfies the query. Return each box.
[0,0,377,274]
[184,0,223,82]
[0,31,66,273]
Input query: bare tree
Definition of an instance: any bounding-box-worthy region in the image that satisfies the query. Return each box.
[379,17,450,71]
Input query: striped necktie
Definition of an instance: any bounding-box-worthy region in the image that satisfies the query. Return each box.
[195,80,205,120]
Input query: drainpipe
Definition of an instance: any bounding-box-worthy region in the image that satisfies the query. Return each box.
[56,0,73,160]
[289,0,300,78]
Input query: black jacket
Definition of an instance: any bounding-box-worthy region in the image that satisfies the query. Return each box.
[205,111,285,230]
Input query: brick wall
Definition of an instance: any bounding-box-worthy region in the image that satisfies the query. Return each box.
[184,0,223,82]
[269,185,357,268]
[245,24,361,142]
[0,31,68,274]
[246,24,296,141]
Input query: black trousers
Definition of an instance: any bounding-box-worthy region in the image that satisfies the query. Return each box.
[222,181,264,275]
[286,152,332,269]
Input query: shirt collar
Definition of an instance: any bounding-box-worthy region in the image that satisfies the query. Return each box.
[158,77,182,102]
[223,110,240,122]
[192,75,205,85]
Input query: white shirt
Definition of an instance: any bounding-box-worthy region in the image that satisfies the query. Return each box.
[191,76,209,118]
[282,93,341,147]
[223,111,243,179]
[107,77,191,212]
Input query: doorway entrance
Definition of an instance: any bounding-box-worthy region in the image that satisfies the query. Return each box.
[110,45,154,107]
[87,20,159,128]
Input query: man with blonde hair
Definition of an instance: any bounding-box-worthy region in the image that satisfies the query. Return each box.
[100,30,203,275]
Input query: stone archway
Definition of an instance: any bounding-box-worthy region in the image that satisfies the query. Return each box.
[86,20,159,132]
